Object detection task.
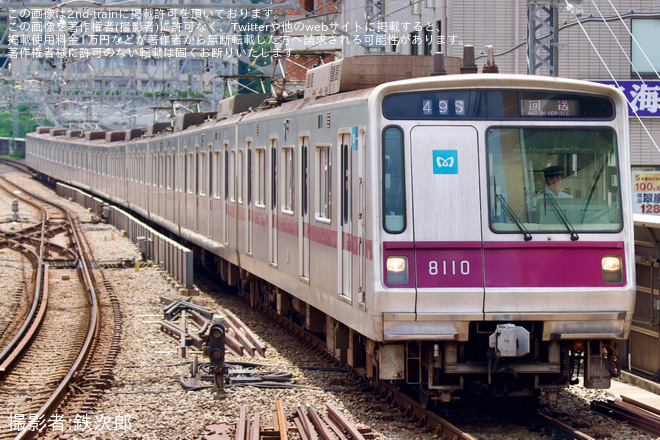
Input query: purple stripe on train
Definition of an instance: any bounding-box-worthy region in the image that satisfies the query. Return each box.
[384,241,626,288]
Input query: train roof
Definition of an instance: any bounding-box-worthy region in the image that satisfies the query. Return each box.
[28,54,626,146]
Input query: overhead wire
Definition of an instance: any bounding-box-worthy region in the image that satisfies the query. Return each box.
[605,0,660,80]
[564,0,660,154]
[589,0,653,84]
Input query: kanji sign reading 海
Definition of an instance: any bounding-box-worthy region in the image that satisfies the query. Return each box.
[595,81,660,118]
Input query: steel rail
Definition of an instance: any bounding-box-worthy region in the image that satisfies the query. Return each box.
[591,398,660,437]
[0,179,47,372]
[531,411,596,440]
[9,190,100,440]
[377,381,478,440]
[0,159,36,177]
[0,250,45,373]
[326,403,366,440]
[276,399,289,440]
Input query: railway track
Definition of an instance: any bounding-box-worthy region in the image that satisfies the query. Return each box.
[0,176,100,440]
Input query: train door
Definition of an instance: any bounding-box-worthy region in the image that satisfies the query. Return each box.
[167,150,175,222]
[183,149,189,227]
[152,151,158,215]
[356,128,366,305]
[207,145,213,237]
[195,147,200,232]
[223,144,230,244]
[299,136,310,279]
[159,151,165,218]
[409,126,485,315]
[269,138,278,265]
[246,141,253,254]
[198,148,207,235]
[339,133,352,299]
[211,150,221,240]
[176,152,182,227]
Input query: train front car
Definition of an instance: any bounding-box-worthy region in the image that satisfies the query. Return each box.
[370,75,634,403]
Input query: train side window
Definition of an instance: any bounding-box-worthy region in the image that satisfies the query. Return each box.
[255,148,266,207]
[167,154,173,190]
[160,154,165,188]
[229,150,235,202]
[213,151,221,199]
[207,146,212,198]
[271,140,277,211]
[224,148,229,200]
[152,155,157,186]
[238,149,244,204]
[382,126,406,233]
[184,151,189,193]
[283,147,295,214]
[247,146,253,205]
[316,145,332,221]
[199,151,206,196]
[302,141,308,217]
[194,148,199,195]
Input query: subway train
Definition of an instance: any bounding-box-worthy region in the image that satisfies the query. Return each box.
[26,55,635,403]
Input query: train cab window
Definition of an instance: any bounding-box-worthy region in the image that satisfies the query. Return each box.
[487,127,622,235]
[382,126,406,233]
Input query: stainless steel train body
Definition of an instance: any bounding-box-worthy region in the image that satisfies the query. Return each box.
[26,72,635,401]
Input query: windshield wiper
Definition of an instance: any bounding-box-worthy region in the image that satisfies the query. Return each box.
[543,192,579,241]
[496,194,532,241]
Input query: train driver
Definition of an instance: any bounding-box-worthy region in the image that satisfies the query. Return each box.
[528,165,574,223]
[541,165,572,198]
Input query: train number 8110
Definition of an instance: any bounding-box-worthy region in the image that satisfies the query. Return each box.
[429,260,470,276]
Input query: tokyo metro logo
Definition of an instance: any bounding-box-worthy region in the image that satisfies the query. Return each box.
[433,150,458,174]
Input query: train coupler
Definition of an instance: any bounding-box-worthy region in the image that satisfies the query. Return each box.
[488,324,530,358]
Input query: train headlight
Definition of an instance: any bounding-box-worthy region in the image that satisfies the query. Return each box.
[386,256,409,285]
[602,255,622,284]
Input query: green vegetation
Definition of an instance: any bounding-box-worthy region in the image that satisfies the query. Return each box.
[1,150,26,160]
[0,106,52,138]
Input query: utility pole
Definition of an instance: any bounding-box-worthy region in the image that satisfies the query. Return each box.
[527,0,560,76]
[527,1,583,76]
[365,0,385,53]
[11,86,17,156]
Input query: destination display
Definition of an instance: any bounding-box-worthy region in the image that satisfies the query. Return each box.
[382,90,615,120]
[519,98,579,117]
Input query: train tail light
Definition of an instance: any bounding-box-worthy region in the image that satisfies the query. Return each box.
[386,256,409,285]
[601,255,622,284]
